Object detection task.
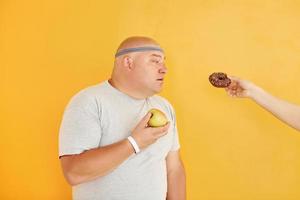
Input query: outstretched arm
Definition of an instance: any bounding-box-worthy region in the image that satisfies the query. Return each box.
[225,76,300,131]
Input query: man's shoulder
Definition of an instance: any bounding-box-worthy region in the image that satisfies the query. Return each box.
[66,81,108,106]
[151,95,169,103]
[151,95,174,109]
[77,81,107,96]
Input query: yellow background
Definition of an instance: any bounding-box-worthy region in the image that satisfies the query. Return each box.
[1,0,300,199]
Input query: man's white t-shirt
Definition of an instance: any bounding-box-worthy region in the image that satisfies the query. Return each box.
[59,80,180,200]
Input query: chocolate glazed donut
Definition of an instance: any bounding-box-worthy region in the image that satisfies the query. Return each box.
[209,72,231,88]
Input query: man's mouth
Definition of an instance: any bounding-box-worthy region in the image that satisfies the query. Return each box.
[157,78,164,81]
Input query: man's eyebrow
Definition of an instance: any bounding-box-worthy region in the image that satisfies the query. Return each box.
[151,54,166,60]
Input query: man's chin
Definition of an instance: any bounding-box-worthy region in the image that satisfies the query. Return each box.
[146,83,164,95]
[153,86,163,94]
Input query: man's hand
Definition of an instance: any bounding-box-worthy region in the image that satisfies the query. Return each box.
[131,112,170,150]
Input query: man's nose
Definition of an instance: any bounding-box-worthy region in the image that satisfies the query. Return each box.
[159,64,167,74]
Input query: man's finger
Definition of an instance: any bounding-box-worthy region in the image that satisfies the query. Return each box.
[154,128,169,138]
[152,122,170,135]
[140,112,152,126]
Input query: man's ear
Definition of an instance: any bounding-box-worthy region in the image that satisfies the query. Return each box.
[123,56,134,70]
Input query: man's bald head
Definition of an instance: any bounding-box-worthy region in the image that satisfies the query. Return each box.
[116,36,160,52]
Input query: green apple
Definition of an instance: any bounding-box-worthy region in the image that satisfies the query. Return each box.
[148,108,168,127]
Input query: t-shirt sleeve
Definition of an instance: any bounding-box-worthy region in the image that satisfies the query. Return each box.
[169,104,180,152]
[59,91,102,157]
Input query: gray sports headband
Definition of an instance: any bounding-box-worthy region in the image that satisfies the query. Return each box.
[115,46,164,57]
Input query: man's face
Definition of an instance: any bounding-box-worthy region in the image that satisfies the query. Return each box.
[131,50,167,95]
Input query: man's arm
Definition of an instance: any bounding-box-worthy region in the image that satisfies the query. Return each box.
[60,112,170,186]
[60,139,134,186]
[226,76,300,131]
[166,150,186,200]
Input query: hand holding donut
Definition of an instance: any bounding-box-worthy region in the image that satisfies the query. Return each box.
[210,73,300,132]
[226,76,261,98]
[225,76,250,98]
[209,73,256,98]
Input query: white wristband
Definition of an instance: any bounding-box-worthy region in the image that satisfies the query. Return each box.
[127,136,140,154]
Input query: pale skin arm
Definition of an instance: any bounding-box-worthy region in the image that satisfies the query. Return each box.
[60,139,134,185]
[60,112,170,186]
[166,150,186,200]
[225,76,300,131]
